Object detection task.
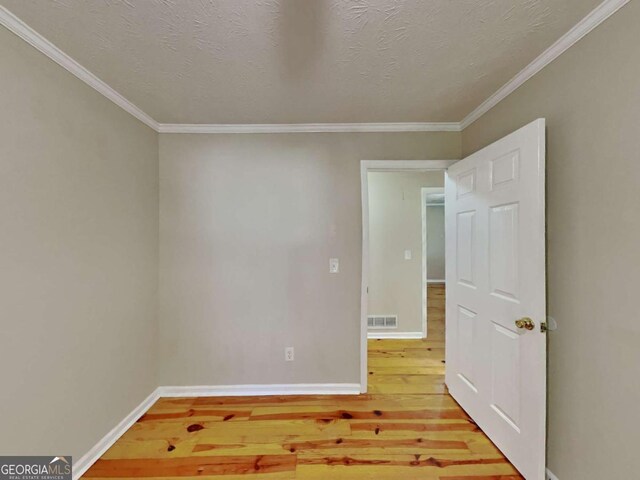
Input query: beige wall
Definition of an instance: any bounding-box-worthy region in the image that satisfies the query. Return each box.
[158,132,460,385]
[0,26,159,460]
[367,172,444,334]
[426,205,445,281]
[7,0,633,472]
[462,2,640,478]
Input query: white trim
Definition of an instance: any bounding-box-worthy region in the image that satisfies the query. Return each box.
[421,188,427,339]
[158,383,361,397]
[360,164,371,394]
[461,0,631,129]
[547,468,560,480]
[3,0,628,134]
[0,13,456,137]
[368,331,424,339]
[421,187,445,339]
[73,382,360,477]
[363,160,457,171]
[427,279,446,283]
[360,160,455,393]
[73,388,161,480]
[0,6,159,131]
[422,187,427,339]
[158,123,461,134]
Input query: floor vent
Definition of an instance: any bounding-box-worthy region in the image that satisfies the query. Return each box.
[367,315,398,329]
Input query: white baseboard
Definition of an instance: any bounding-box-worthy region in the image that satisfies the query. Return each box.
[427,279,445,283]
[368,331,424,339]
[158,383,361,397]
[73,382,557,480]
[73,387,161,480]
[547,468,560,480]
[73,382,361,478]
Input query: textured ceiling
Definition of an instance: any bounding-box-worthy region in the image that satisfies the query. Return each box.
[1,0,600,124]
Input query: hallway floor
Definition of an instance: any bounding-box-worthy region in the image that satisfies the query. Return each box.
[83,284,521,479]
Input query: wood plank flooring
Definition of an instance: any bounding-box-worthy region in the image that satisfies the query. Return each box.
[83,284,521,479]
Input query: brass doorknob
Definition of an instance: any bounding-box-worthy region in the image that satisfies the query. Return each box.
[515,317,535,331]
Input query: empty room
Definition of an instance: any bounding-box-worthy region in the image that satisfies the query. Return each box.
[1,1,638,479]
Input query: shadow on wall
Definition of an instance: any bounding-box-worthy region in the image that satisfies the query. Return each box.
[278,0,327,77]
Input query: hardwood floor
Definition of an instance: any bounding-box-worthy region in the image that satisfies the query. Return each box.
[83,284,521,479]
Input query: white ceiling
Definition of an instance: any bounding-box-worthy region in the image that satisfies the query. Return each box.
[1,0,601,125]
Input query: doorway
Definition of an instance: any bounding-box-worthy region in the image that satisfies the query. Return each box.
[360,119,547,480]
[360,160,455,391]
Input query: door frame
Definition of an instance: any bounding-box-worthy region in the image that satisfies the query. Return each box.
[360,160,457,392]
[421,187,445,336]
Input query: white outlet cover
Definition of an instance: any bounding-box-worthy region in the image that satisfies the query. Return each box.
[285,347,294,361]
[404,249,412,260]
[329,258,339,273]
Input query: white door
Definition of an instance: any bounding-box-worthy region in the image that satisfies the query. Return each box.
[445,119,546,479]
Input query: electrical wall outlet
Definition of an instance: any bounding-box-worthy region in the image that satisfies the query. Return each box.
[404,249,412,260]
[329,258,339,273]
[285,347,294,362]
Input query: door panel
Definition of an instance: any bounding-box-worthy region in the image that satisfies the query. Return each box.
[491,322,521,430]
[489,202,519,303]
[457,305,478,391]
[456,210,476,287]
[445,119,546,480]
[457,168,476,197]
[491,150,520,189]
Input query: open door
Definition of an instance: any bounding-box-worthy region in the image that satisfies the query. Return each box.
[445,119,546,479]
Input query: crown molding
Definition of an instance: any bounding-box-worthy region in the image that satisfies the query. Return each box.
[0,11,456,135]
[0,9,457,137]
[158,122,461,134]
[460,0,631,130]
[3,1,628,134]
[0,6,159,131]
